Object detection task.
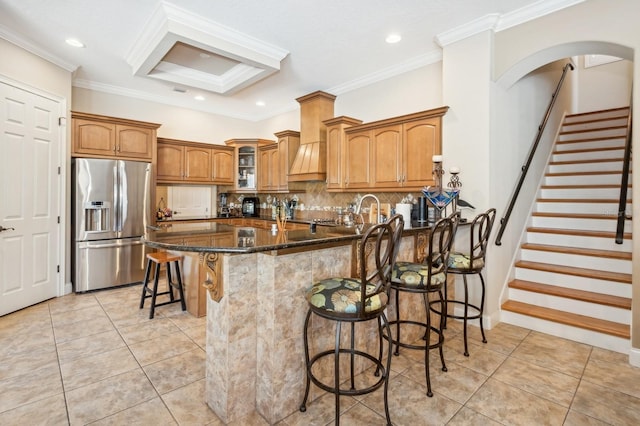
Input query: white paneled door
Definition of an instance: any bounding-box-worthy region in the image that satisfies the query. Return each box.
[0,80,62,316]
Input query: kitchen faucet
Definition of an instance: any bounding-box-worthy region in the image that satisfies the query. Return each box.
[356,194,382,224]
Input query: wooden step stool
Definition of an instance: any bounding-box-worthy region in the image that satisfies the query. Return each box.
[139,252,186,319]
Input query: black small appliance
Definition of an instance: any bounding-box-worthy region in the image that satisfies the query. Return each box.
[417,196,429,223]
[242,197,259,217]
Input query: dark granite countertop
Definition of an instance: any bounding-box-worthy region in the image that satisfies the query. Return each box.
[143,219,432,254]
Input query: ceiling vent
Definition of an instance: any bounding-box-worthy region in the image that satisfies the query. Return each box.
[126,1,289,95]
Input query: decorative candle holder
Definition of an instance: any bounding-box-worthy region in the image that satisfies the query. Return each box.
[447,166,462,213]
[422,156,458,220]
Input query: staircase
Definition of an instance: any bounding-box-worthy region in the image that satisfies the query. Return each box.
[501,107,633,354]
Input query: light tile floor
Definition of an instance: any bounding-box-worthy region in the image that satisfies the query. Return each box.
[2,284,640,425]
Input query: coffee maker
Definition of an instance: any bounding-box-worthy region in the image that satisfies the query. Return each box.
[242,196,259,217]
[218,192,230,218]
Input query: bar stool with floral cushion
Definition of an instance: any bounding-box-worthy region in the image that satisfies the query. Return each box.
[299,214,404,426]
[388,212,458,397]
[438,208,496,356]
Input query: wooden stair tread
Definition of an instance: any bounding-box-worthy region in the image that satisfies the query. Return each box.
[546,170,629,177]
[520,243,632,260]
[556,135,626,144]
[531,212,627,220]
[501,300,630,339]
[541,184,631,189]
[508,279,631,309]
[562,115,629,126]
[537,198,631,204]
[515,260,631,283]
[559,125,627,135]
[527,226,631,240]
[553,146,625,155]
[550,157,625,165]
[566,107,629,120]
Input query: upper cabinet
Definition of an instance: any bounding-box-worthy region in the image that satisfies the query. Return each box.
[72,112,160,160]
[157,138,234,185]
[258,131,303,193]
[325,107,449,192]
[226,139,273,193]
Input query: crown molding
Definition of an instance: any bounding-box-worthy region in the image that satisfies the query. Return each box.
[496,0,586,31]
[435,0,585,47]
[329,50,443,95]
[73,78,259,121]
[0,24,77,72]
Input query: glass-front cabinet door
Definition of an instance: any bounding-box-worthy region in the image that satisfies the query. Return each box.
[237,146,256,190]
[225,139,274,193]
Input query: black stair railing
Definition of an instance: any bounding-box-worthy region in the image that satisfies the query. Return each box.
[615,99,632,244]
[495,62,574,246]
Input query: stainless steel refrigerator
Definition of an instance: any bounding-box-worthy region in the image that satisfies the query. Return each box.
[72,158,151,292]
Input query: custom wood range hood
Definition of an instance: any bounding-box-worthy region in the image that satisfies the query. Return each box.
[287,90,336,182]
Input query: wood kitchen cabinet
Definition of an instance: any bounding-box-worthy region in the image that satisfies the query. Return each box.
[258,144,278,191]
[225,139,273,193]
[275,130,301,191]
[211,147,234,185]
[72,112,160,160]
[326,107,448,192]
[257,130,302,192]
[324,117,363,190]
[344,129,373,189]
[157,138,234,184]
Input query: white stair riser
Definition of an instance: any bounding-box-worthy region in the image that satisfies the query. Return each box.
[544,173,623,185]
[555,138,625,152]
[535,201,622,215]
[539,187,632,199]
[548,161,628,173]
[508,288,630,324]
[552,149,624,162]
[558,129,627,141]
[531,216,632,233]
[525,231,631,251]
[520,249,632,274]
[500,311,630,354]
[561,118,629,131]
[513,268,631,297]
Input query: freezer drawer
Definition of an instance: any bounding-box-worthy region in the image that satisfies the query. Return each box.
[74,238,148,292]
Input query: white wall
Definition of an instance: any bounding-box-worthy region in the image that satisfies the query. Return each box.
[576,56,633,112]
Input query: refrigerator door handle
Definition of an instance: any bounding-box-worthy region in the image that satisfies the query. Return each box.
[78,239,143,249]
[115,161,123,232]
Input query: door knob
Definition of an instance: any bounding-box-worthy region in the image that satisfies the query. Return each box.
[0,226,15,232]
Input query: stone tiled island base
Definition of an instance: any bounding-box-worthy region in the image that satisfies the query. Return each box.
[202,236,426,424]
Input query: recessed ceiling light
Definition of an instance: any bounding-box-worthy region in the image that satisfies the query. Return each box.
[194,95,205,101]
[65,38,85,48]
[385,34,402,44]
[256,101,266,107]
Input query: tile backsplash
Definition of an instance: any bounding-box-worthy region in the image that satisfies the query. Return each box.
[158,182,428,221]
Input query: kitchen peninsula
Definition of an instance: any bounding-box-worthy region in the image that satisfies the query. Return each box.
[143,219,432,424]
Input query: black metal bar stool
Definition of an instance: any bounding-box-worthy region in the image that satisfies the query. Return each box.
[436,208,496,356]
[299,215,404,426]
[139,251,186,319]
[388,213,458,397]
